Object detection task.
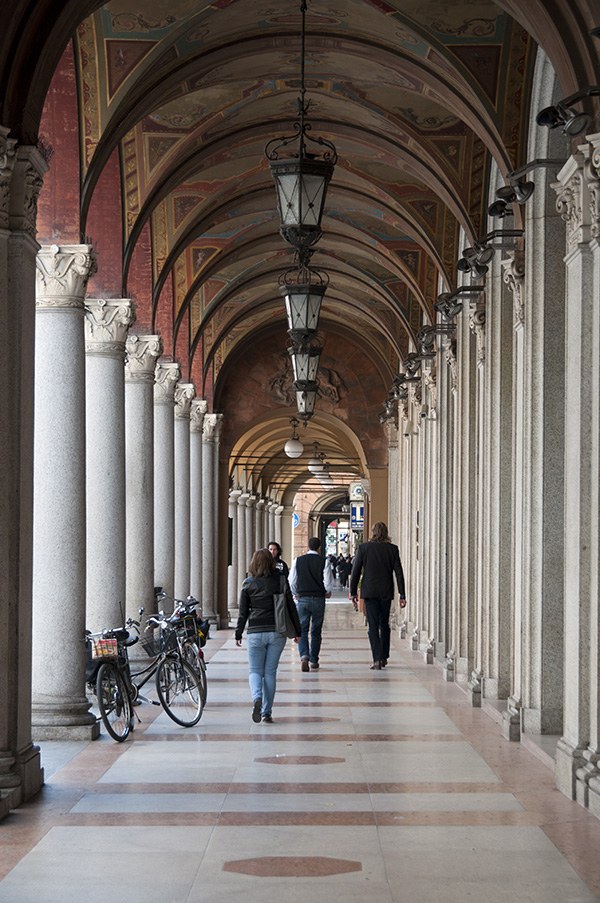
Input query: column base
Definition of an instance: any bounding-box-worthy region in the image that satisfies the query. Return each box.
[467,670,483,707]
[423,639,435,665]
[501,697,522,742]
[14,744,44,802]
[31,698,100,741]
[575,749,600,808]
[555,737,587,798]
[588,775,600,819]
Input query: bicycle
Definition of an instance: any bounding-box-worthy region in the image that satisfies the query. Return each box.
[86,610,204,741]
[153,591,209,711]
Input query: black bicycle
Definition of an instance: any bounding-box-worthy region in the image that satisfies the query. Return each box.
[154,591,209,711]
[86,611,204,741]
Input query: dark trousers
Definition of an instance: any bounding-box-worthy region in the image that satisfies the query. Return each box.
[363,597,392,662]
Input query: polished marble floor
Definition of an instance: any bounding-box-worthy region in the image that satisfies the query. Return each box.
[1,595,600,902]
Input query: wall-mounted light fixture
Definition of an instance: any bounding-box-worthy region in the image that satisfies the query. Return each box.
[434,286,485,320]
[488,159,566,218]
[457,229,524,275]
[265,0,337,249]
[536,87,600,137]
[284,416,304,458]
[416,323,456,358]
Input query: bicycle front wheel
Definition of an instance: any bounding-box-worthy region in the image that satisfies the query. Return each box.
[155,657,203,727]
[182,641,207,712]
[96,662,132,742]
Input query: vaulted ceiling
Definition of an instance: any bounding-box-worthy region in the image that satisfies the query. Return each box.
[4,0,600,493]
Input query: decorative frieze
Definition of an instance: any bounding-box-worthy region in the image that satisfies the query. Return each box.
[36,244,97,307]
[587,136,600,241]
[84,299,135,356]
[502,250,525,330]
[125,334,163,383]
[174,383,195,419]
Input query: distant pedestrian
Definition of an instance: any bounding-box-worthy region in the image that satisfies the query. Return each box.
[236,548,301,722]
[349,522,406,670]
[289,537,334,671]
[268,540,289,578]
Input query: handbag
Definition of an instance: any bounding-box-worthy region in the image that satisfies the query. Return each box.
[273,575,297,638]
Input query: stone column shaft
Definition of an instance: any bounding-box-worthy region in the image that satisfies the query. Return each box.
[153,361,181,605]
[190,400,207,605]
[85,298,135,631]
[201,413,223,620]
[173,383,195,600]
[125,335,163,621]
[32,243,98,738]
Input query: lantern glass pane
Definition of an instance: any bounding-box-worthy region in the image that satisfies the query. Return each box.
[296,387,317,415]
[283,286,324,334]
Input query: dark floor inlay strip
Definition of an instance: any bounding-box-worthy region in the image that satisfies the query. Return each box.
[223,856,362,877]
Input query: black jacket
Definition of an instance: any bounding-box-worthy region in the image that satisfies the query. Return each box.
[236,573,300,640]
[349,541,405,600]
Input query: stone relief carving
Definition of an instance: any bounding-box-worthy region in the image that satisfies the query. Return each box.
[203,412,223,443]
[36,244,97,305]
[0,128,17,229]
[443,336,458,396]
[124,334,163,382]
[586,140,600,240]
[174,383,196,418]
[469,302,486,364]
[423,364,437,415]
[269,352,295,405]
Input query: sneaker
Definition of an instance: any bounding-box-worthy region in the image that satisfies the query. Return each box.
[252,698,262,723]
[262,714,273,723]
[309,662,319,670]
[301,659,309,672]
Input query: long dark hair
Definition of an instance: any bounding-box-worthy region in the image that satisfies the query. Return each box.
[248,548,276,577]
[370,522,390,542]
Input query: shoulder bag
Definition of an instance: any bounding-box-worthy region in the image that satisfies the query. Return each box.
[273,575,297,638]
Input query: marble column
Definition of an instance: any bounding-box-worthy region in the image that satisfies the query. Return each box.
[245,495,257,564]
[201,413,223,621]
[84,299,135,632]
[174,383,195,601]
[268,502,277,545]
[32,243,98,739]
[280,505,294,564]
[153,360,180,605]
[189,399,207,605]
[124,334,163,621]
[468,300,486,704]
[0,138,46,808]
[553,148,595,798]
[237,492,249,588]
[255,498,266,551]
[275,505,284,546]
[228,489,242,619]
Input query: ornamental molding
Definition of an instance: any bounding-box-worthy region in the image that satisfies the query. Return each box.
[174,383,196,419]
[587,136,600,240]
[154,361,181,404]
[0,127,17,230]
[124,334,163,383]
[443,336,458,396]
[501,250,525,330]
[202,412,223,443]
[190,398,208,432]
[36,244,97,306]
[553,150,595,253]
[84,298,135,354]
[423,363,438,414]
[408,382,422,408]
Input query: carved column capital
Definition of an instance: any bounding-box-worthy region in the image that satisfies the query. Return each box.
[202,412,223,443]
[502,250,525,330]
[408,381,422,408]
[154,361,181,404]
[553,151,594,254]
[36,244,97,308]
[586,135,600,240]
[190,398,208,433]
[469,301,486,364]
[423,363,438,415]
[174,383,196,419]
[443,336,458,396]
[84,298,135,356]
[125,334,163,383]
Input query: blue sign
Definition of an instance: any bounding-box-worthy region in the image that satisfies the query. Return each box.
[292,512,299,529]
[350,503,364,530]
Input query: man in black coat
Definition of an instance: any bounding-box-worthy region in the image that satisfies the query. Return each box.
[349,522,406,670]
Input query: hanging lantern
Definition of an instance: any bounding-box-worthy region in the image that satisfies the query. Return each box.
[307,442,324,474]
[289,343,321,384]
[295,380,318,420]
[279,253,328,344]
[284,417,304,458]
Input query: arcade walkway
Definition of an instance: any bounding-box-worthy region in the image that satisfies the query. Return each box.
[1,595,600,902]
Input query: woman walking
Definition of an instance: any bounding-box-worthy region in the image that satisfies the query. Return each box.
[268,540,289,578]
[236,548,300,722]
[349,522,406,670]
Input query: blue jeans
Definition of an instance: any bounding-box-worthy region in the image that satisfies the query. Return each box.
[246,631,287,716]
[296,596,326,664]
[363,597,392,662]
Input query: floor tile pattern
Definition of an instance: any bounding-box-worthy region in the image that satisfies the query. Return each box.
[1,593,600,902]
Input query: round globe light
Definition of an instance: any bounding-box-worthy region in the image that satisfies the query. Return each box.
[284,437,304,458]
[308,456,324,474]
